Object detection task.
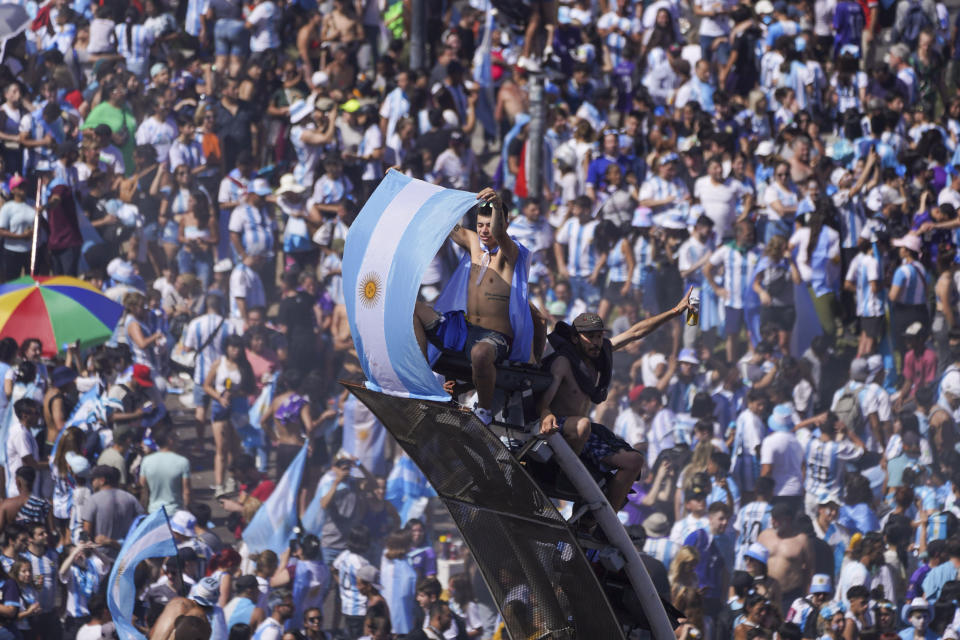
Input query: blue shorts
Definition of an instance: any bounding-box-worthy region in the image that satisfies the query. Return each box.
[427,310,511,363]
[161,219,180,244]
[724,306,746,337]
[214,19,249,56]
[558,418,632,473]
[193,384,208,408]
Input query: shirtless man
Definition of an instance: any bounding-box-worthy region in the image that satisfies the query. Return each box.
[415,188,541,425]
[757,503,814,614]
[150,577,222,640]
[538,289,693,509]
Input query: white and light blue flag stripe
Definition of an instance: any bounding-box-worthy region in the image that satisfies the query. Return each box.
[242,441,307,555]
[343,170,478,401]
[108,507,177,640]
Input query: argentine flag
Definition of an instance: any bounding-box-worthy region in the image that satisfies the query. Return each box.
[343,170,479,401]
[386,452,437,524]
[108,507,177,640]
[242,442,307,555]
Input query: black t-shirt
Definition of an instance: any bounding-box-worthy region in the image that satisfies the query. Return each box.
[277,291,315,345]
[214,100,256,169]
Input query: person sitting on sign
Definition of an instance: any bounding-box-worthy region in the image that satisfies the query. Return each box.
[537,290,694,511]
[413,187,542,426]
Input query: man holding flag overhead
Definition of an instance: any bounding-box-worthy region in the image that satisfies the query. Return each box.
[413,187,540,426]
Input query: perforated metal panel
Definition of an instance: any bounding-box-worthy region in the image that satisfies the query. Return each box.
[347,384,626,640]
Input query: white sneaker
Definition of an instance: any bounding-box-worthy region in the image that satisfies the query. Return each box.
[474,407,493,426]
[518,56,542,73]
[223,476,237,493]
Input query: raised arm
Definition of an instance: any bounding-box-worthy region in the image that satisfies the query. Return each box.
[476,187,518,263]
[610,288,692,351]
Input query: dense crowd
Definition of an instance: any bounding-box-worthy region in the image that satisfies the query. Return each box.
[5,0,960,638]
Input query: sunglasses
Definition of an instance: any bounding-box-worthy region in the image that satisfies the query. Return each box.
[307,617,322,623]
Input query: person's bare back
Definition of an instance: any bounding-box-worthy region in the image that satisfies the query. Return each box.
[149,598,210,640]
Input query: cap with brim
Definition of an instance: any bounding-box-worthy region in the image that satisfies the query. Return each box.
[312,71,329,87]
[755,140,775,156]
[150,63,167,78]
[866,354,883,376]
[341,98,361,113]
[678,348,699,365]
[743,542,769,565]
[249,178,273,197]
[901,598,932,624]
[850,357,869,381]
[684,487,706,502]
[188,576,220,608]
[809,574,832,594]
[767,404,794,432]
[178,546,199,563]
[660,152,679,165]
[170,510,197,536]
[277,174,306,195]
[830,167,850,188]
[315,97,335,112]
[642,512,670,538]
[356,564,382,590]
[51,365,77,388]
[628,384,645,404]
[132,364,153,387]
[755,0,774,13]
[892,233,922,253]
[288,98,314,124]
[942,371,960,397]
[65,451,91,477]
[8,175,25,190]
[572,312,607,333]
[235,575,259,592]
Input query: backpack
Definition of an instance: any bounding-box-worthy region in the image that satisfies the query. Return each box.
[834,383,863,431]
[902,0,932,46]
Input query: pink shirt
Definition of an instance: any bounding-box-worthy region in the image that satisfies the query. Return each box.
[903,348,936,398]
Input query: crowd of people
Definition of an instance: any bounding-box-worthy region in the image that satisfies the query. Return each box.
[4,0,960,638]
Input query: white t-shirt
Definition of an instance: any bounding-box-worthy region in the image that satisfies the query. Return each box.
[0,201,37,252]
[6,418,38,497]
[759,431,804,496]
[76,624,103,640]
[246,0,280,52]
[694,176,740,239]
[360,125,384,181]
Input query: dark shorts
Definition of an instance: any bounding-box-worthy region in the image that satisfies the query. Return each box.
[724,306,746,337]
[427,310,512,363]
[860,315,885,339]
[559,418,633,472]
[760,306,796,331]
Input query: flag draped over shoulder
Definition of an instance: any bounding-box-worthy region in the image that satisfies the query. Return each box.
[108,507,177,640]
[342,170,479,401]
[242,442,308,555]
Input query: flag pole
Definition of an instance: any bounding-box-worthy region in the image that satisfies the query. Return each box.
[29,176,42,276]
[160,506,188,597]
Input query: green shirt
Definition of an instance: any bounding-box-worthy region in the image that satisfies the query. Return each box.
[140,450,190,514]
[83,102,137,175]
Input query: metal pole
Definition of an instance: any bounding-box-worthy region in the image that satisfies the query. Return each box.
[410,0,426,71]
[29,177,41,276]
[527,74,545,200]
[546,432,676,640]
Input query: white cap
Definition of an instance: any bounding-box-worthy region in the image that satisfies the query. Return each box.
[942,370,960,397]
[170,510,197,536]
[312,71,329,87]
[755,140,774,156]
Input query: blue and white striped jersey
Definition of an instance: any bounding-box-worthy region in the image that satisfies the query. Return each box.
[733,500,772,570]
[845,252,883,317]
[643,537,679,569]
[669,513,710,545]
[114,23,155,68]
[804,436,863,498]
[183,313,235,385]
[556,218,600,278]
[892,260,929,306]
[229,204,276,258]
[333,550,371,617]
[709,243,762,310]
[62,555,105,618]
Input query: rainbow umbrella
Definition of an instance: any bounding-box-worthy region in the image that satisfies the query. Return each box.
[0,276,123,356]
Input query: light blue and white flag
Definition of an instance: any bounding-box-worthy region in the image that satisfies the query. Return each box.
[107,507,177,640]
[343,170,478,401]
[386,452,437,524]
[66,386,106,430]
[242,441,307,555]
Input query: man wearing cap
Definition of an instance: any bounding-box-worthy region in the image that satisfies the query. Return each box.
[251,588,295,640]
[785,574,832,638]
[666,348,703,415]
[229,177,276,265]
[554,195,605,309]
[642,512,679,568]
[829,357,888,453]
[0,175,38,280]
[888,233,929,356]
[105,363,156,430]
[669,483,710,544]
[81,465,144,559]
[539,291,692,510]
[151,576,226,640]
[290,96,337,187]
[759,404,804,511]
[223,574,261,629]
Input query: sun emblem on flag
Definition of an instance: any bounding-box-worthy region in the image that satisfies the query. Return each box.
[359,272,383,308]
